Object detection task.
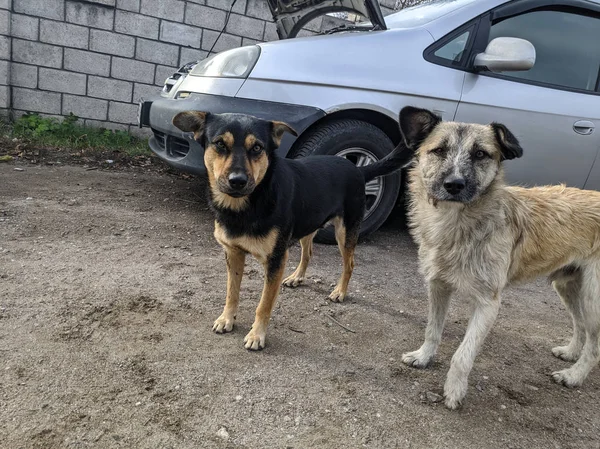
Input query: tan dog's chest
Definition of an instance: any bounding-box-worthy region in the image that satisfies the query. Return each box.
[214,222,278,264]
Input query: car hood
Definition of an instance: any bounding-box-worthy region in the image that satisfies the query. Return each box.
[266,0,386,39]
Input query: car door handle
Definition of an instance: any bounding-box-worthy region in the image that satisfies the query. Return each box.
[573,120,595,135]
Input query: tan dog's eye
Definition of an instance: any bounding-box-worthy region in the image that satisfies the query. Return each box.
[474,150,487,160]
[250,144,263,155]
[430,147,445,156]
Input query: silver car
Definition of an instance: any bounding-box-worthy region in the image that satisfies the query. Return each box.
[140,0,600,242]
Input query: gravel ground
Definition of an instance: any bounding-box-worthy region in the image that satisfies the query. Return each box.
[1,163,599,449]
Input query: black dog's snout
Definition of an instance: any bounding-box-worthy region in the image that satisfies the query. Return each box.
[443,176,466,195]
[228,172,248,190]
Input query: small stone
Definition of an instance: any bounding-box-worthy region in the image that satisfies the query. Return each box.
[235,395,242,402]
[526,384,539,391]
[426,391,443,403]
[14,167,24,171]
[283,415,292,422]
[500,404,507,410]
[217,427,229,441]
[135,401,141,406]
[476,383,484,392]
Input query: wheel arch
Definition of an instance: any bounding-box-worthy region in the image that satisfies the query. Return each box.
[287,108,401,158]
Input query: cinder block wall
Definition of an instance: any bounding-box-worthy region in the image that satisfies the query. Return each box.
[4,0,396,135]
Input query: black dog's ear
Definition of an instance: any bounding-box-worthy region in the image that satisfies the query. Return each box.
[491,123,523,160]
[271,121,297,147]
[172,111,208,138]
[399,106,442,149]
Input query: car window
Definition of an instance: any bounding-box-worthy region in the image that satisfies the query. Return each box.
[434,30,470,63]
[489,10,600,91]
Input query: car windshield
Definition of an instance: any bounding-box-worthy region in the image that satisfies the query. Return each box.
[384,0,479,28]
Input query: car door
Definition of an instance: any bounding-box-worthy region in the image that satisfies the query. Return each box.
[453,2,600,188]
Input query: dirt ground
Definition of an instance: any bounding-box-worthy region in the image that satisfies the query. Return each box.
[1,161,599,449]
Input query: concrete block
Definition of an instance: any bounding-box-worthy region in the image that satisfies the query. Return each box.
[246,0,271,21]
[0,60,8,85]
[90,30,135,57]
[10,63,38,88]
[11,14,39,41]
[140,0,184,22]
[0,35,8,59]
[14,0,64,20]
[0,9,9,35]
[129,125,152,138]
[155,65,178,86]
[179,47,207,66]
[112,57,155,84]
[85,119,129,131]
[133,82,160,102]
[263,21,278,42]
[12,87,61,114]
[226,13,265,40]
[40,20,89,49]
[87,0,116,6]
[88,75,133,102]
[115,10,159,39]
[242,37,261,47]
[108,101,138,124]
[136,38,179,66]
[117,0,140,12]
[39,68,87,95]
[201,30,241,53]
[0,85,9,108]
[12,39,63,68]
[205,0,246,14]
[159,21,202,48]
[0,0,10,9]
[66,1,115,30]
[63,94,108,120]
[185,4,226,31]
[65,49,111,76]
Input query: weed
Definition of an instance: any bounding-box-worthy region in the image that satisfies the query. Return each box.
[9,113,150,156]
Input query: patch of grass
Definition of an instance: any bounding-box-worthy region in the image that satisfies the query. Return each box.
[10,113,150,156]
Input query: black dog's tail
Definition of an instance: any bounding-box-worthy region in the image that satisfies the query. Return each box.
[359,142,416,183]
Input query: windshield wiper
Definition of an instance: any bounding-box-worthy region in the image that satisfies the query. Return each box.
[324,23,383,35]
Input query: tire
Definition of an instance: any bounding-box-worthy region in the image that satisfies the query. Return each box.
[289,119,401,244]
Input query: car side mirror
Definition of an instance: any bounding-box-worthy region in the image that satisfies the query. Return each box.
[473,37,536,73]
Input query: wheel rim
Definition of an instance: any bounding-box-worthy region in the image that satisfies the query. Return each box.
[336,147,384,220]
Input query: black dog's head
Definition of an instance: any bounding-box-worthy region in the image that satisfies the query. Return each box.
[399,106,523,204]
[172,111,297,203]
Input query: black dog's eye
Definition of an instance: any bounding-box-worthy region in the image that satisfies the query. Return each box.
[430,147,445,156]
[250,144,263,155]
[474,150,488,160]
[214,141,227,152]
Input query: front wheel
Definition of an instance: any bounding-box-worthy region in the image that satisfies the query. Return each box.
[289,119,401,244]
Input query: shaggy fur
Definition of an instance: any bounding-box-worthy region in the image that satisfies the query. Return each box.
[400,106,600,409]
[172,111,413,350]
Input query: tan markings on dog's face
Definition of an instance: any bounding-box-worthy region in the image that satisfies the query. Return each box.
[204,136,250,211]
[416,122,504,204]
[243,134,269,186]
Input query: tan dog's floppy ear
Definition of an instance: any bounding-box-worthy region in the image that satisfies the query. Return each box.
[491,123,523,160]
[271,121,298,147]
[399,106,441,149]
[172,111,208,138]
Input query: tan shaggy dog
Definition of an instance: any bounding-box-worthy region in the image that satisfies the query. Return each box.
[399,106,600,410]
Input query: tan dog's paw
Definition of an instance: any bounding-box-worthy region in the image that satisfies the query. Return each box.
[213,314,235,334]
[282,274,304,288]
[243,328,266,351]
[328,287,346,302]
[402,349,433,369]
[551,345,581,363]
[552,369,584,388]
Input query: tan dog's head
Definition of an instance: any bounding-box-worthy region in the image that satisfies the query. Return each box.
[172,111,296,207]
[399,106,523,204]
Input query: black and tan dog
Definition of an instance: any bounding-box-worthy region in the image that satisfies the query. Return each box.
[172,111,412,350]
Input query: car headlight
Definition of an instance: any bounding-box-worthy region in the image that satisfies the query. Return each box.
[190,46,260,78]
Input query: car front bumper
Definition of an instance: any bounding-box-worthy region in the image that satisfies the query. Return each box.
[140,93,325,176]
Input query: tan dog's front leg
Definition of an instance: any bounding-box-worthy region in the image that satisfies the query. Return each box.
[213,246,246,333]
[244,250,289,350]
